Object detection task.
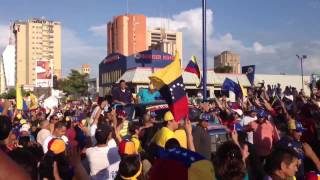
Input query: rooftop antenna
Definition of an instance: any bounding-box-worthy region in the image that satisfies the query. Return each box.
[126,0,129,15]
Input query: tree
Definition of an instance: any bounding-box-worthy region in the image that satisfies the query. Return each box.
[58,69,88,97]
[0,87,28,99]
[317,79,320,89]
[214,65,233,73]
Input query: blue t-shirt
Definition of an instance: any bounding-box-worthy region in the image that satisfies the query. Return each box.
[138,89,161,103]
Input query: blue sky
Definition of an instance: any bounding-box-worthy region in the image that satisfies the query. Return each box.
[1,0,320,77]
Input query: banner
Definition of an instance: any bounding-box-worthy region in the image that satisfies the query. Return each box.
[242,65,255,86]
[36,60,52,87]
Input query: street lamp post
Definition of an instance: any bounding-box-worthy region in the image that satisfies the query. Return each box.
[202,0,207,102]
[296,54,307,91]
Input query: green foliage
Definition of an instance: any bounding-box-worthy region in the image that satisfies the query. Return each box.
[57,69,88,97]
[0,87,28,99]
[214,65,233,73]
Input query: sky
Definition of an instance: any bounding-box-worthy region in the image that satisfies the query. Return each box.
[1,0,320,77]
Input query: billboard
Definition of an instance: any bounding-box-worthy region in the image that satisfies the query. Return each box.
[36,60,52,87]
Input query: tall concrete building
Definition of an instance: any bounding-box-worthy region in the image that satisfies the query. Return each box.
[2,24,16,88]
[214,51,241,74]
[147,28,183,58]
[82,64,90,75]
[107,14,147,56]
[13,18,61,87]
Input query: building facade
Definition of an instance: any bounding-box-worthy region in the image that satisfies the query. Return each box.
[99,49,174,95]
[13,18,61,87]
[107,14,147,56]
[214,51,240,74]
[147,28,183,58]
[82,64,90,75]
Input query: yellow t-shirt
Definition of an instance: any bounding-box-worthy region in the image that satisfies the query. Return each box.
[120,120,129,137]
[152,127,175,148]
[131,135,143,153]
[174,129,187,149]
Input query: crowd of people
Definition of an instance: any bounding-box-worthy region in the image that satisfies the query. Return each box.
[1,79,320,180]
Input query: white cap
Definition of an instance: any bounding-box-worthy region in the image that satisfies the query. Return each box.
[19,124,30,133]
[285,95,294,102]
[232,109,243,116]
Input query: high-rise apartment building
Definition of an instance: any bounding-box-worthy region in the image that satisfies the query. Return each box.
[107,14,147,56]
[0,56,6,93]
[214,51,241,74]
[13,18,61,87]
[82,64,90,75]
[147,28,183,58]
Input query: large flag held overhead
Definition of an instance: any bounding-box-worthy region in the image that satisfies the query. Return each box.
[149,147,215,180]
[242,65,255,86]
[16,84,23,110]
[222,78,243,99]
[149,52,189,122]
[185,56,202,87]
[237,78,247,98]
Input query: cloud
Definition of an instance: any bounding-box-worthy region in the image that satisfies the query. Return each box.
[0,24,10,52]
[147,8,320,75]
[62,28,105,77]
[88,24,106,37]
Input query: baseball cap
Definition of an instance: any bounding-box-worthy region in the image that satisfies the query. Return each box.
[164,111,174,121]
[232,109,243,116]
[234,123,244,132]
[199,113,210,122]
[19,124,30,133]
[257,109,268,119]
[118,139,137,156]
[149,83,155,90]
[288,120,306,133]
[48,138,66,154]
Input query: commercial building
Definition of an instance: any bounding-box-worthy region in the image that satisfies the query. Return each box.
[13,18,61,87]
[214,51,240,74]
[147,28,183,58]
[107,14,147,56]
[99,49,174,95]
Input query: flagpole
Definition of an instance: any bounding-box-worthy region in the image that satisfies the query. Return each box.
[202,0,207,101]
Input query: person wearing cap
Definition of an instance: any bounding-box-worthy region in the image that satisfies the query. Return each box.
[137,83,161,104]
[249,108,280,159]
[140,111,162,150]
[151,111,179,148]
[128,122,143,153]
[192,114,211,159]
[277,119,320,179]
[241,106,258,144]
[39,138,74,180]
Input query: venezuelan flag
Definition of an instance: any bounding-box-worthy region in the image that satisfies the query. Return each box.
[149,52,189,122]
[237,78,247,97]
[29,93,38,110]
[148,147,215,180]
[16,84,23,110]
[185,56,202,87]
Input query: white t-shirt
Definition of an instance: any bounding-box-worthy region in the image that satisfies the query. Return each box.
[42,135,69,153]
[240,116,257,144]
[37,129,51,146]
[86,139,120,180]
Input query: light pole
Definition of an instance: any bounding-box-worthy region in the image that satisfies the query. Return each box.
[296,54,307,91]
[202,0,207,102]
